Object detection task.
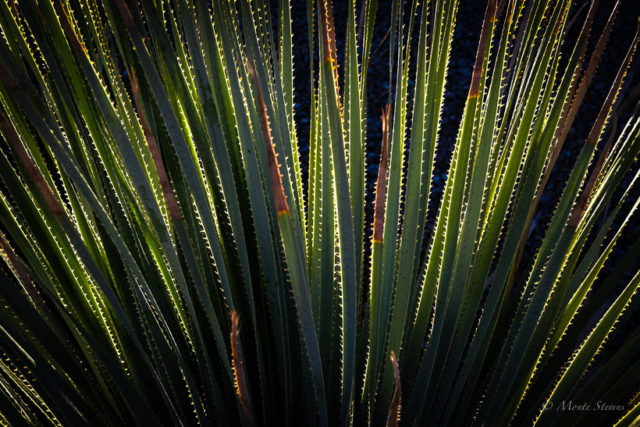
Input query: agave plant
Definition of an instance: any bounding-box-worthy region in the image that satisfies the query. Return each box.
[1,0,640,424]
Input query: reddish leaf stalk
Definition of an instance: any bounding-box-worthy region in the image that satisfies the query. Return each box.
[319,0,343,114]
[113,0,137,32]
[568,17,640,227]
[372,105,391,243]
[0,108,65,217]
[246,54,290,216]
[319,0,339,72]
[128,69,183,221]
[230,311,255,426]
[469,0,497,99]
[54,0,85,55]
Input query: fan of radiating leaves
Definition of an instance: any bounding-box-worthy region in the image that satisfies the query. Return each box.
[1,0,640,425]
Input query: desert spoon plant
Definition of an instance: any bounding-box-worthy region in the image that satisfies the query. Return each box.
[1,0,640,425]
